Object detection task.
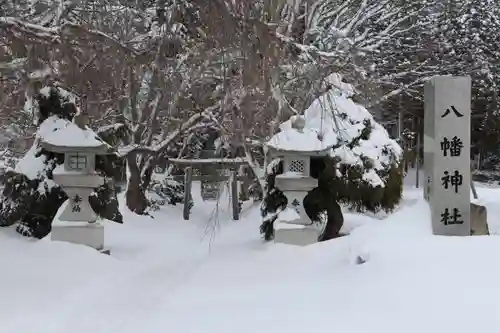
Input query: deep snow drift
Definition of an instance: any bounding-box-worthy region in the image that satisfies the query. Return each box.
[1,176,500,333]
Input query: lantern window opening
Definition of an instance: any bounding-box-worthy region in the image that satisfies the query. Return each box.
[68,153,88,171]
[289,159,306,173]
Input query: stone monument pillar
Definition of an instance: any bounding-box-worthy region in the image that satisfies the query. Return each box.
[424,76,471,236]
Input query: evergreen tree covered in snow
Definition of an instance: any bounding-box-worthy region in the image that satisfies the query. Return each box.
[0,85,123,238]
[457,0,500,161]
[412,0,500,169]
[261,74,402,241]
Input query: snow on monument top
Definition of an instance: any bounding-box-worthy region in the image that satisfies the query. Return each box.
[42,114,109,151]
[267,115,332,153]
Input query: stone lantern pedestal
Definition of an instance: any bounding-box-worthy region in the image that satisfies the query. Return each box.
[274,173,320,245]
[275,174,317,224]
[266,115,332,246]
[51,172,105,250]
[41,113,112,254]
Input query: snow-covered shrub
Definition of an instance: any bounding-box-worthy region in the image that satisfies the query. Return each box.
[0,85,123,238]
[150,176,186,206]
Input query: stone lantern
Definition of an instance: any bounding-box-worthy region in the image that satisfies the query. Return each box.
[41,114,112,253]
[266,115,332,246]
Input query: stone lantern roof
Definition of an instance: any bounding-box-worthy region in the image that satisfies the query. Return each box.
[266,115,332,156]
[41,113,112,154]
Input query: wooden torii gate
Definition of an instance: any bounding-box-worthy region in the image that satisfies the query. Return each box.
[167,158,250,221]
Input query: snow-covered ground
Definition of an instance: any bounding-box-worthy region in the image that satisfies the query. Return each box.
[2,174,500,333]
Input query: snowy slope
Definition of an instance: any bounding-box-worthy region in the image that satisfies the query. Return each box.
[1,180,500,333]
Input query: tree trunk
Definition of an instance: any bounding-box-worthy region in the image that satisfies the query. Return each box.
[303,185,344,242]
[318,201,344,241]
[125,154,148,214]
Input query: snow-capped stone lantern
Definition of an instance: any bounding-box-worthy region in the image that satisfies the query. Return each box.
[266,115,332,246]
[41,113,112,253]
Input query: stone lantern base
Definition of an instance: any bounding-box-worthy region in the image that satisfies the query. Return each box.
[51,220,105,251]
[274,221,321,246]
